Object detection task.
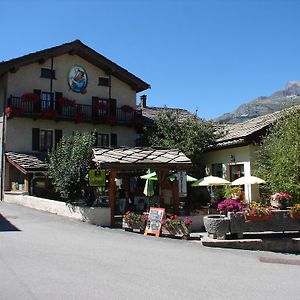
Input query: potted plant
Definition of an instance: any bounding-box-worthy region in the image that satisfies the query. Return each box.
[161,215,192,238]
[217,198,243,215]
[244,202,272,221]
[270,192,292,209]
[122,211,148,231]
[289,204,300,219]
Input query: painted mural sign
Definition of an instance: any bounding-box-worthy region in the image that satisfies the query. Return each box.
[68,66,88,93]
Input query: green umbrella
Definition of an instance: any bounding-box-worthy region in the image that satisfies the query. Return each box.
[140,172,197,182]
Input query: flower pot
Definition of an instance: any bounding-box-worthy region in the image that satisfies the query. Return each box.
[289,211,300,220]
[244,215,272,221]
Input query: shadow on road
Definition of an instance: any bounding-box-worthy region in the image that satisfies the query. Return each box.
[0,214,21,232]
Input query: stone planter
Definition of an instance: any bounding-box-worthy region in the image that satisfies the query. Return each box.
[244,215,272,221]
[203,215,230,240]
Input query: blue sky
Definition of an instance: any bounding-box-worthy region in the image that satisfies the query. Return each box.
[1,0,300,120]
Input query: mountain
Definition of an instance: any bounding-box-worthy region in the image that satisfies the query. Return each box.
[215,81,300,124]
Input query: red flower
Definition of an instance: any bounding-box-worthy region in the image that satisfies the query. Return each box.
[121,105,134,113]
[41,108,59,120]
[21,93,40,104]
[57,97,76,108]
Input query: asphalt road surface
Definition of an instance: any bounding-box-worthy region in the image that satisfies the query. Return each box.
[1,202,300,300]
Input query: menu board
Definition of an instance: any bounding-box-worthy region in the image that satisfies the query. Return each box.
[144,207,165,237]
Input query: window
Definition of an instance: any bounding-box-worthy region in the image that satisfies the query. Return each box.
[230,164,244,181]
[98,77,110,87]
[96,133,109,147]
[32,128,62,151]
[212,163,223,178]
[94,99,109,116]
[41,68,56,79]
[41,92,53,110]
[40,130,53,151]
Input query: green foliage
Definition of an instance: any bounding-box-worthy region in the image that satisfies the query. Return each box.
[47,132,96,201]
[255,107,300,202]
[147,110,218,167]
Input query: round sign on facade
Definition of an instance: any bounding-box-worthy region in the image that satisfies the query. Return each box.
[68,66,88,93]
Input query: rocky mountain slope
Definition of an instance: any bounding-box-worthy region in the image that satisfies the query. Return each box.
[215,81,300,124]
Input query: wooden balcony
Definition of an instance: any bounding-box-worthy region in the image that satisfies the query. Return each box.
[7,96,143,126]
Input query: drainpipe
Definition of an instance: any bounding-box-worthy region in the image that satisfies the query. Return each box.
[0,88,7,201]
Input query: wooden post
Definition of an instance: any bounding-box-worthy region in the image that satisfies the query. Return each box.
[109,169,117,226]
[172,179,180,215]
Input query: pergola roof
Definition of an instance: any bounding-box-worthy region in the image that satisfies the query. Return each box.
[6,152,48,174]
[92,147,192,170]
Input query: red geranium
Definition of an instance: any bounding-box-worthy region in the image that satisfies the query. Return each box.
[21,93,40,104]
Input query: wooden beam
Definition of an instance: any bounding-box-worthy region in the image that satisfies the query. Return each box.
[109,169,117,226]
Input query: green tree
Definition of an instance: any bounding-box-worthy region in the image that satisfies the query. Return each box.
[47,131,96,201]
[147,110,218,168]
[255,107,300,202]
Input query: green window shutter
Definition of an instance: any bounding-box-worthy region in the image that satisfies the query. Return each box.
[55,92,63,114]
[32,128,40,151]
[33,89,41,113]
[110,133,117,147]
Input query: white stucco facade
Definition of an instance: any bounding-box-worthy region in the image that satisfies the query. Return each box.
[202,144,261,202]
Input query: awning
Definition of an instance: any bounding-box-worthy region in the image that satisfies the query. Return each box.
[5,152,48,174]
[92,147,192,170]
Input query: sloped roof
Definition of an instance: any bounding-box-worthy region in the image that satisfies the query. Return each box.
[212,110,282,149]
[0,40,150,92]
[92,147,192,170]
[6,152,48,174]
[138,106,195,127]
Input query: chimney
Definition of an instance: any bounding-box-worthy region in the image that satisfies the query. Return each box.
[140,94,147,108]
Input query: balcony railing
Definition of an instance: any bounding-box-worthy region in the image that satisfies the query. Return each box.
[7,96,143,126]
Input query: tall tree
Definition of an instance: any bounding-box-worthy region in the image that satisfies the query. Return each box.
[147,110,218,169]
[255,107,300,201]
[47,131,96,201]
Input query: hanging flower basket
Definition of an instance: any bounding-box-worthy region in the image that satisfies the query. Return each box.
[74,111,86,124]
[121,105,135,113]
[57,97,76,108]
[5,106,23,118]
[21,93,40,104]
[41,108,59,120]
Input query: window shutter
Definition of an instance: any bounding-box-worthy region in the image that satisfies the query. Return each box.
[33,89,41,113]
[32,128,40,151]
[54,129,62,147]
[92,97,99,121]
[110,133,117,147]
[55,92,63,114]
[109,99,116,116]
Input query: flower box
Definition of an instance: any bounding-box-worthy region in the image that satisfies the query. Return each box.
[289,211,300,220]
[21,93,40,104]
[244,215,272,221]
[161,224,191,239]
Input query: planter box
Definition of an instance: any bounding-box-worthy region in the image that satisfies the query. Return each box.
[4,192,111,226]
[203,215,230,240]
[161,224,191,239]
[122,218,146,233]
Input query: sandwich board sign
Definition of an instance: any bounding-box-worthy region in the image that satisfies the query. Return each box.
[144,207,165,237]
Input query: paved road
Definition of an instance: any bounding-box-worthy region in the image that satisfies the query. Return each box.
[1,202,300,300]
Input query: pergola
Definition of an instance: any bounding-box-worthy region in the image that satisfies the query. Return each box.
[92,147,192,224]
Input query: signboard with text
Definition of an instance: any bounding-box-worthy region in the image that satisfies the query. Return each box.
[144,207,165,237]
[177,171,187,197]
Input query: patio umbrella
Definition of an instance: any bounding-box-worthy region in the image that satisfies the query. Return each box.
[231,175,266,204]
[142,169,155,197]
[191,175,231,195]
[231,175,266,186]
[192,176,231,187]
[140,172,197,182]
